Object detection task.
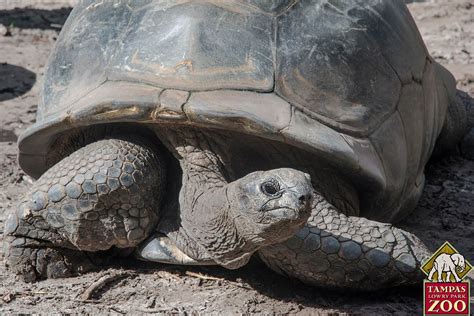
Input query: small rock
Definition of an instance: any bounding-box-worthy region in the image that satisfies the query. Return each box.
[2,292,16,303]
[145,296,156,308]
[0,24,10,36]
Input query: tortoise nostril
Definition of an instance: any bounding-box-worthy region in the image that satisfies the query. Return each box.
[299,194,310,204]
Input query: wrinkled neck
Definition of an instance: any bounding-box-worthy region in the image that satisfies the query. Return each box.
[183,185,263,269]
[158,128,252,267]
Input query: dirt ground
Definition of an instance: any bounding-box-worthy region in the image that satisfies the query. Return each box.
[0,1,473,314]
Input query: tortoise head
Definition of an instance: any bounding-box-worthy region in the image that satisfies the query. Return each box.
[193,168,313,269]
[229,168,313,238]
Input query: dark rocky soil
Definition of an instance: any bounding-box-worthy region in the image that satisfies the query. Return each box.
[0,1,473,314]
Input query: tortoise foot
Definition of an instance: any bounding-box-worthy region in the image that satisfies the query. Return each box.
[4,234,97,282]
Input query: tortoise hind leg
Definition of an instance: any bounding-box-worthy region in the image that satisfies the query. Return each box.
[3,138,166,282]
[258,195,431,290]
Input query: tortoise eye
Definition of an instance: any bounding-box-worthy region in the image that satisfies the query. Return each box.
[261,179,280,196]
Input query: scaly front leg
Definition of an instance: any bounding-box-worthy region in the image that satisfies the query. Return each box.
[259,195,431,290]
[4,138,165,281]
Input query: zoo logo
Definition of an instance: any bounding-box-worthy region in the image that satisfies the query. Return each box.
[421,241,472,315]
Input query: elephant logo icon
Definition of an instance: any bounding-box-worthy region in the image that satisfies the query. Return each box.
[427,253,465,282]
[421,241,472,283]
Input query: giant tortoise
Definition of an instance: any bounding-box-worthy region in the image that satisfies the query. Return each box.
[4,0,472,289]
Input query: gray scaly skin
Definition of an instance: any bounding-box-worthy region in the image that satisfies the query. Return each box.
[155,129,313,269]
[259,195,431,290]
[4,138,165,281]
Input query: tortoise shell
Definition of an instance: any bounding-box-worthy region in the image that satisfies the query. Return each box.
[19,0,453,220]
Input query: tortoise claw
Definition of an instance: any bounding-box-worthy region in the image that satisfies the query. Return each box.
[136,233,215,266]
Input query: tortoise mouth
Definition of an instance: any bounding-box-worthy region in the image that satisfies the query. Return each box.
[256,203,311,230]
[266,207,305,221]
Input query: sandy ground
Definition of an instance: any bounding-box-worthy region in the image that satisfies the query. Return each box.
[0,1,473,314]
